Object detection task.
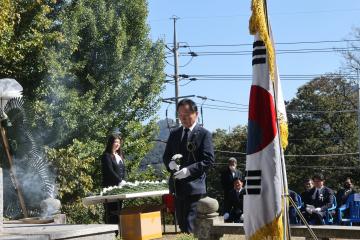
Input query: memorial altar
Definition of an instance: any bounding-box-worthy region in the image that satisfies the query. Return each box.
[82,181,169,240]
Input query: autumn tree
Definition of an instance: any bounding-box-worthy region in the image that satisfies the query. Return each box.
[285,74,359,192]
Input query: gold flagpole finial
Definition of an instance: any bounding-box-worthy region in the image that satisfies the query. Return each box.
[249,0,275,81]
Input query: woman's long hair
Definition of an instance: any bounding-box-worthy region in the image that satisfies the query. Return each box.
[104,133,124,159]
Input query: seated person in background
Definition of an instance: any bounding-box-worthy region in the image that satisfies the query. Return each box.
[336,177,356,207]
[303,173,335,225]
[300,178,314,207]
[223,178,245,223]
[221,157,242,214]
[300,178,314,216]
[289,189,300,224]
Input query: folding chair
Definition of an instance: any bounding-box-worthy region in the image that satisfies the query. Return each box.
[324,196,337,224]
[338,193,360,226]
[289,192,303,224]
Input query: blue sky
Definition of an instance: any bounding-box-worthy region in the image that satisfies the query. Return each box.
[147,1,360,132]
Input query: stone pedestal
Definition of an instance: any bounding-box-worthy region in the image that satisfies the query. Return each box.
[194,197,223,240]
[1,223,118,239]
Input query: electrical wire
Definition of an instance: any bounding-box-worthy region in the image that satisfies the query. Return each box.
[210,162,360,170]
[214,149,359,157]
[178,47,360,56]
[164,73,357,82]
[183,39,360,48]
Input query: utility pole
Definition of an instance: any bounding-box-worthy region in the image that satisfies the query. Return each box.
[171,16,180,126]
[357,68,360,163]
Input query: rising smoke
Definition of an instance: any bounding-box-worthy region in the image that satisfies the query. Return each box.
[1,97,57,219]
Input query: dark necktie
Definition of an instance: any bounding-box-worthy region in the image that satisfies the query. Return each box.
[315,189,320,200]
[180,128,189,157]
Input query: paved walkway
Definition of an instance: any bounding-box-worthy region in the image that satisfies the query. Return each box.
[159,225,305,240]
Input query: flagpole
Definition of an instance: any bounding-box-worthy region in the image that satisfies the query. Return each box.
[262,1,291,239]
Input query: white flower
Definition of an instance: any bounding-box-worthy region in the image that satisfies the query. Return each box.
[118,181,126,188]
[100,179,168,195]
[171,154,183,161]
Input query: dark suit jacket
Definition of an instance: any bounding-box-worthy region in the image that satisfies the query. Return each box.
[289,190,300,208]
[225,188,245,215]
[221,168,242,194]
[301,189,313,210]
[306,186,335,212]
[163,124,215,195]
[336,188,356,206]
[101,152,126,187]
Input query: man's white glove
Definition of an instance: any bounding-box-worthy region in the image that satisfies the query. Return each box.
[223,213,230,220]
[169,161,180,171]
[314,208,321,213]
[305,206,313,214]
[171,154,183,161]
[173,167,190,179]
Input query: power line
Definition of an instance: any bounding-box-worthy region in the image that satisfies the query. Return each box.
[211,162,360,170]
[214,149,359,157]
[182,39,360,48]
[286,152,359,157]
[177,47,360,57]
[199,103,248,110]
[197,106,358,114]
[149,9,360,22]
[165,73,358,82]
[288,137,348,142]
[184,74,357,77]
[196,96,248,107]
[288,110,357,114]
[163,97,358,114]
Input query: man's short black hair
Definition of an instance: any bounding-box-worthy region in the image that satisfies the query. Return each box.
[177,98,198,112]
[303,178,313,183]
[312,173,325,181]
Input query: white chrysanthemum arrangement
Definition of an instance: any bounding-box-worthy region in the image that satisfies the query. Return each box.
[100,180,168,196]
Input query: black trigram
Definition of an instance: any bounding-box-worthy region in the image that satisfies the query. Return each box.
[244,170,262,195]
[252,40,266,66]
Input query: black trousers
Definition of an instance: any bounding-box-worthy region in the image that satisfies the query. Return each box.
[226,209,242,223]
[305,211,325,225]
[104,201,123,224]
[175,194,205,233]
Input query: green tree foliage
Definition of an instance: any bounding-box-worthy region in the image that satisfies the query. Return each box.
[1,0,165,223]
[0,0,15,56]
[42,0,164,222]
[285,75,359,193]
[46,139,104,223]
[0,0,62,99]
[208,126,247,211]
[33,0,165,147]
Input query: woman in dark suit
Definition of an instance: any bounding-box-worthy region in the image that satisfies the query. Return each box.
[101,134,126,224]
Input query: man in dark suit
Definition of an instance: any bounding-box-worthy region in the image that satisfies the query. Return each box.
[300,178,314,207]
[336,177,356,207]
[223,178,245,223]
[163,99,215,233]
[289,189,301,224]
[304,173,335,225]
[221,157,242,214]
